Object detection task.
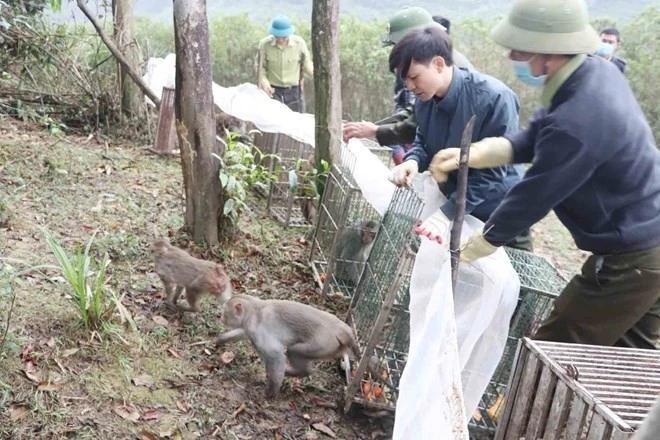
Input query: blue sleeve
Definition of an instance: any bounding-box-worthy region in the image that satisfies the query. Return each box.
[484,126,597,245]
[403,125,430,171]
[441,90,520,218]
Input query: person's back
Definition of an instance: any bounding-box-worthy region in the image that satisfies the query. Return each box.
[531,55,660,253]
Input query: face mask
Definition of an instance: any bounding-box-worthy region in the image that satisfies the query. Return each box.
[512,59,547,87]
[595,42,614,58]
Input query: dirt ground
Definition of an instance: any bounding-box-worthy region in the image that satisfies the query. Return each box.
[0,117,586,439]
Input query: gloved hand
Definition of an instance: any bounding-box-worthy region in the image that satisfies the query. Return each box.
[414,211,451,245]
[460,230,498,263]
[389,160,418,187]
[343,121,378,142]
[429,137,514,182]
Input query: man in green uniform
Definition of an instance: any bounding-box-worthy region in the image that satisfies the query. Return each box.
[257,15,313,112]
[430,0,660,349]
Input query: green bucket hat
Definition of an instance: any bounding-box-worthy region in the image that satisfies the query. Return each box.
[491,0,599,54]
[383,7,446,47]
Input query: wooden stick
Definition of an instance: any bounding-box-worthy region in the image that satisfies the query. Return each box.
[76,0,161,109]
[450,115,476,290]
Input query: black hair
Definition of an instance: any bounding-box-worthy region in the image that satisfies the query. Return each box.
[388,26,453,77]
[600,27,620,41]
[432,15,451,34]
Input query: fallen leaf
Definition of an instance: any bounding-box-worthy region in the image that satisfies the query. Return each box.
[139,430,159,440]
[152,316,169,326]
[113,404,140,423]
[23,361,42,384]
[220,351,235,365]
[62,348,79,358]
[9,405,28,421]
[46,337,56,348]
[141,409,160,421]
[175,399,189,413]
[37,382,61,392]
[132,374,154,388]
[302,413,311,421]
[311,423,336,438]
[167,348,181,359]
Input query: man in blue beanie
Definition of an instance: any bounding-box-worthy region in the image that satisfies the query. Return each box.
[257,15,313,112]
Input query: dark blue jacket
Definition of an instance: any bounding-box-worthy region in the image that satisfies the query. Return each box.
[485,56,660,254]
[404,66,521,221]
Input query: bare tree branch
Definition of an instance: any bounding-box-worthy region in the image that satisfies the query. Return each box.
[76,0,161,109]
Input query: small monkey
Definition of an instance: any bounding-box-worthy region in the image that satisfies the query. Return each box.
[151,239,232,313]
[215,294,359,398]
[334,220,379,285]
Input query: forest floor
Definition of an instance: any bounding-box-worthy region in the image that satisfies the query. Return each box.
[0,117,585,439]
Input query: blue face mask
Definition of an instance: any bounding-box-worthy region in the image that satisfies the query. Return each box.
[595,42,614,58]
[512,59,547,87]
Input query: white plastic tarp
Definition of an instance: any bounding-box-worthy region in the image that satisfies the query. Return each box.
[142,56,520,439]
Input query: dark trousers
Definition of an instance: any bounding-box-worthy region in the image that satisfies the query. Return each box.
[273,85,303,112]
[534,245,660,349]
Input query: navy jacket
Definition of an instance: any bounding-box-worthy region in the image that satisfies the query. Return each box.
[485,56,660,254]
[404,66,521,220]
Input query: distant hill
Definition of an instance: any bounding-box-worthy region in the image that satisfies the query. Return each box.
[53,0,660,24]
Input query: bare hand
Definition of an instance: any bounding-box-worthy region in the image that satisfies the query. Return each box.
[389,160,418,187]
[429,148,460,183]
[342,121,378,142]
[258,80,274,97]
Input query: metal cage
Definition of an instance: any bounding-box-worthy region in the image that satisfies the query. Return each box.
[308,147,383,298]
[343,187,424,412]
[495,338,660,440]
[469,248,568,438]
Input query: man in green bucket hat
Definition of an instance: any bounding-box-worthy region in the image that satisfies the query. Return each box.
[257,15,313,112]
[430,0,660,349]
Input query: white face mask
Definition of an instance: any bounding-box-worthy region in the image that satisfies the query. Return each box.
[511,57,547,87]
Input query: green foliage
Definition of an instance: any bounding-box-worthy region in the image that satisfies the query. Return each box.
[290,158,330,200]
[215,131,278,225]
[43,229,118,332]
[622,7,660,140]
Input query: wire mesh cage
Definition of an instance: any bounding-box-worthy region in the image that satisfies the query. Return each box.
[308,147,383,298]
[259,133,316,228]
[469,248,568,438]
[495,338,660,440]
[343,187,424,413]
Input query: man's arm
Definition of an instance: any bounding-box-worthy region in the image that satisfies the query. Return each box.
[485,128,598,245]
[300,40,314,77]
[257,40,273,96]
[403,125,430,171]
[375,111,417,146]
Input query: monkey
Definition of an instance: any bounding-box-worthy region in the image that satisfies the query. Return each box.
[215,294,359,398]
[151,239,232,313]
[333,220,379,285]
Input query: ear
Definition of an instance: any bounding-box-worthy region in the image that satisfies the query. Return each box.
[234,302,243,317]
[432,55,446,72]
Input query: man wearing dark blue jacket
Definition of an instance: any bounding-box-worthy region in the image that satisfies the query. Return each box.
[431,0,660,349]
[389,25,530,249]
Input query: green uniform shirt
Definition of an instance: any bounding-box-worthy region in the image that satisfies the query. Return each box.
[257,35,313,88]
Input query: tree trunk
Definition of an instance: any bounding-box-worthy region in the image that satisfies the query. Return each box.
[112,0,143,118]
[173,0,221,245]
[311,0,342,167]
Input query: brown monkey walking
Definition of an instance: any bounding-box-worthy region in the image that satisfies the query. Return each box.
[215,294,359,398]
[151,239,232,313]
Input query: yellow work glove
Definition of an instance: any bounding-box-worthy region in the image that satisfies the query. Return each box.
[389,160,418,187]
[429,137,514,183]
[460,230,498,263]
